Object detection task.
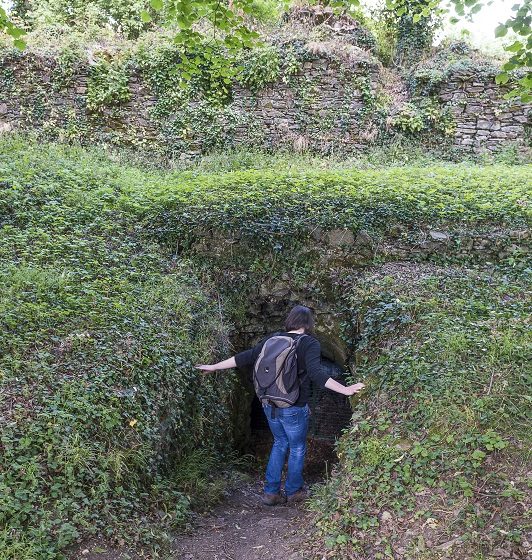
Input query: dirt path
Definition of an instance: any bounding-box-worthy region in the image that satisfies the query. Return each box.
[71,480,310,560]
[173,436,336,560]
[172,477,310,560]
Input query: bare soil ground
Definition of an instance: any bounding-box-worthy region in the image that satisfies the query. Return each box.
[70,479,310,560]
[173,435,335,560]
[173,477,310,560]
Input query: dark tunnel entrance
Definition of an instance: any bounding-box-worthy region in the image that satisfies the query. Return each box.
[246,355,353,480]
[249,356,352,440]
[231,300,355,479]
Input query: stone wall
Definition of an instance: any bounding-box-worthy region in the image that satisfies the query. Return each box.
[0,51,159,144]
[0,48,383,157]
[307,359,353,441]
[193,225,531,273]
[230,53,382,153]
[438,70,530,152]
[0,45,529,156]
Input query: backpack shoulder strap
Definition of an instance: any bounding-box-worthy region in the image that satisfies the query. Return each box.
[295,333,309,345]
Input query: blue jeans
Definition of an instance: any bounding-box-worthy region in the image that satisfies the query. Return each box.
[263,403,310,496]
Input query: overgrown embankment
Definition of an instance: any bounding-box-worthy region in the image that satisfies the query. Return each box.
[0,137,530,560]
[307,264,530,559]
[0,137,241,559]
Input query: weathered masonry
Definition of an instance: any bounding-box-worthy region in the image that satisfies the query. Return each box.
[0,32,529,158]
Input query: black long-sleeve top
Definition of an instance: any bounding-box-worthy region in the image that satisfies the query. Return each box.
[234,332,330,407]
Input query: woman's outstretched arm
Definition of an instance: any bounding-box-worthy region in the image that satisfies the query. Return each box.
[304,338,365,397]
[325,378,364,396]
[195,357,237,372]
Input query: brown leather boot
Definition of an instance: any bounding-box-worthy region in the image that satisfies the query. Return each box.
[261,492,287,506]
[287,488,308,503]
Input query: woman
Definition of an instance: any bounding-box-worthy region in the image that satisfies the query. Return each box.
[196,305,364,506]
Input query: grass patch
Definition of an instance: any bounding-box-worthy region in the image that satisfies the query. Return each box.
[2,136,530,249]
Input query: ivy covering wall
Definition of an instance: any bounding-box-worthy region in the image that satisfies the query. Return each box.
[0,136,530,559]
[0,138,242,558]
[0,27,529,159]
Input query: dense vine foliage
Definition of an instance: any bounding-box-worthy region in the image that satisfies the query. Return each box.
[126,166,530,247]
[2,0,531,98]
[0,137,241,559]
[13,0,159,39]
[308,265,530,558]
[0,137,530,559]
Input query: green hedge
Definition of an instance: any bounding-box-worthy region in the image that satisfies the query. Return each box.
[0,137,238,559]
[3,139,530,244]
[126,164,530,249]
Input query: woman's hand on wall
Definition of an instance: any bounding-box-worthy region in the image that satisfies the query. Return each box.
[344,382,365,396]
[195,364,218,372]
[325,378,365,396]
[195,356,237,373]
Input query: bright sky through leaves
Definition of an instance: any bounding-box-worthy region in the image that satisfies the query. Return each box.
[361,0,515,52]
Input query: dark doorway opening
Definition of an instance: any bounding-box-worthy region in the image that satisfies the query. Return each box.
[249,356,352,439]
[250,392,269,434]
[247,355,352,481]
[307,356,353,440]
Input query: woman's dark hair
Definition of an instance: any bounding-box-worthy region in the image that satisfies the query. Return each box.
[284,305,315,333]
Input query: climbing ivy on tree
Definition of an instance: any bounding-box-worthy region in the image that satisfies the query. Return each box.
[384,0,439,66]
[386,0,532,101]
